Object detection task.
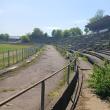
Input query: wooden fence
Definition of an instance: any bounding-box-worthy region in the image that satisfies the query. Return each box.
[0,47,38,69]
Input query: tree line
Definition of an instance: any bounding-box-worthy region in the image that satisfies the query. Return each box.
[20,27,83,43]
[0,9,107,43]
[0,34,9,41]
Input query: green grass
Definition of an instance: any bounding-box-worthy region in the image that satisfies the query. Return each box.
[0,43,40,69]
[0,53,23,69]
[0,88,15,93]
[0,44,31,53]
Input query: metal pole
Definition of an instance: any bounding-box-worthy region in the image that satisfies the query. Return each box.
[41,81,45,110]
[74,59,76,69]
[67,65,70,85]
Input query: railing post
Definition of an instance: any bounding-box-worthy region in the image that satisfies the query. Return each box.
[41,81,45,110]
[67,65,70,85]
[74,58,76,70]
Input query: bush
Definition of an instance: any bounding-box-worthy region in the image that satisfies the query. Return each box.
[88,64,110,98]
[20,35,30,43]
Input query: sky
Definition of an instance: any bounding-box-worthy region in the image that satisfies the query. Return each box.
[0,0,110,37]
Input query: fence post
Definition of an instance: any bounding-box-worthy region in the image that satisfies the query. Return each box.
[24,48,25,59]
[67,65,70,85]
[29,48,30,57]
[22,48,23,61]
[26,48,28,58]
[2,52,5,69]
[16,49,18,63]
[13,51,14,64]
[41,81,45,110]
[8,50,10,67]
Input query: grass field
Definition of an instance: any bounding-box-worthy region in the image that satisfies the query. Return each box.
[0,43,39,69]
[0,44,31,53]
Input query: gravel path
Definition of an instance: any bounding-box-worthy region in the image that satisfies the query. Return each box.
[0,45,66,110]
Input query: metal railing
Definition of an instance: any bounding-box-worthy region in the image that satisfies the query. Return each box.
[0,60,76,110]
[52,59,83,110]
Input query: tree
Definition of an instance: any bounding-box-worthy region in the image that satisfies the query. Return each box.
[84,27,89,34]
[0,33,9,41]
[70,27,83,36]
[89,9,104,23]
[20,35,30,43]
[52,29,56,37]
[51,29,63,37]
[44,32,48,37]
[30,28,44,40]
[63,30,71,37]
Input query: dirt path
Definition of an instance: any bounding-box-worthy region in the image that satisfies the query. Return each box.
[76,58,110,110]
[0,45,67,110]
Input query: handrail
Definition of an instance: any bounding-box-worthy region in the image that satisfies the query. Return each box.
[52,65,78,110]
[52,58,83,110]
[0,59,75,108]
[70,66,83,110]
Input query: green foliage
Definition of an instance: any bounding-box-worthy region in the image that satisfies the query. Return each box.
[89,9,104,24]
[63,30,71,37]
[52,27,83,37]
[88,64,110,98]
[52,29,63,37]
[30,28,44,41]
[82,56,88,61]
[84,27,89,34]
[69,27,83,36]
[20,35,30,43]
[0,34,9,41]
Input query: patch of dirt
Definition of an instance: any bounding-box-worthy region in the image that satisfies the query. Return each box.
[0,45,67,110]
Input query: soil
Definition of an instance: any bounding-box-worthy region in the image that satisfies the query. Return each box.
[0,45,67,110]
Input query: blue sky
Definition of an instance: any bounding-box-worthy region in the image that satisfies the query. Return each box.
[0,0,110,37]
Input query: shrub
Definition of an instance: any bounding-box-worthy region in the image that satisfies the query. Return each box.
[20,35,30,43]
[88,64,110,98]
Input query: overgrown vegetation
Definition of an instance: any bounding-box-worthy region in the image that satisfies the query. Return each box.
[88,63,110,98]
